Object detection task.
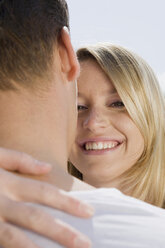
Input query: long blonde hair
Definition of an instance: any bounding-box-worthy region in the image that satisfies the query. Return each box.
[68,43,165,208]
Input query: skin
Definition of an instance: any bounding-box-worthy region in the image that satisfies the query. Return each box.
[70,59,144,190]
[0,29,93,248]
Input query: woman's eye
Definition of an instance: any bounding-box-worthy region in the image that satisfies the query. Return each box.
[110,101,124,108]
[77,105,88,111]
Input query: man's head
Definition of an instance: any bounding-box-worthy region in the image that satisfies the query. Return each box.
[0,0,79,167]
[0,0,70,89]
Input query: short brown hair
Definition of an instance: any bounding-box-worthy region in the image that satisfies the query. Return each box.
[0,0,69,90]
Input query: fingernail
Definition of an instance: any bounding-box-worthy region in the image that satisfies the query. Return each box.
[79,202,95,217]
[74,235,92,248]
[35,160,52,169]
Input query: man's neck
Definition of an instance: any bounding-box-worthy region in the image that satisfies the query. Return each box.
[0,88,66,164]
[0,88,93,191]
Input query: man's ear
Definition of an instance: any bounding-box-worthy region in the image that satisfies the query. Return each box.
[58,27,80,82]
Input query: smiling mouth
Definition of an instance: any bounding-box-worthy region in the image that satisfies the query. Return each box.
[82,141,119,151]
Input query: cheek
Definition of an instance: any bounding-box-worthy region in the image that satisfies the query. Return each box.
[131,127,144,155]
[69,121,85,166]
[122,117,144,158]
[75,116,84,139]
[77,119,82,132]
[67,87,78,150]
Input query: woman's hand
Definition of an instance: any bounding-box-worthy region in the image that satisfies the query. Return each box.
[0,148,93,248]
[0,147,52,175]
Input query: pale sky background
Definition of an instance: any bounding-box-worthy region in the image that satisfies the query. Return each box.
[67,0,165,92]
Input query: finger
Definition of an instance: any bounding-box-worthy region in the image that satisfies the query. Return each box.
[0,197,92,248]
[0,148,52,175]
[13,177,94,218]
[0,222,39,248]
[0,170,94,218]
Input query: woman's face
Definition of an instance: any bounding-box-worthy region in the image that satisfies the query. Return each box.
[69,59,144,188]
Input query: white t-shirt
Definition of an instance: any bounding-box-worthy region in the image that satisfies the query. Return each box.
[10,188,165,247]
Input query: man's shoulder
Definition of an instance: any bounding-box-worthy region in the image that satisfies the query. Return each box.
[69,188,165,247]
[70,187,165,216]
[22,188,165,248]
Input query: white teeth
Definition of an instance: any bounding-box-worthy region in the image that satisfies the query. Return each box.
[93,143,98,150]
[85,142,118,151]
[108,143,112,148]
[103,143,108,149]
[98,143,103,149]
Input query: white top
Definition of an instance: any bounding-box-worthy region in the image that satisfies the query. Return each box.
[10,188,165,247]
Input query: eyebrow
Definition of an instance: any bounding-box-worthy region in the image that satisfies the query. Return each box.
[78,88,117,98]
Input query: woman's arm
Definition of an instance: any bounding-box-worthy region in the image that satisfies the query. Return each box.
[0,148,92,248]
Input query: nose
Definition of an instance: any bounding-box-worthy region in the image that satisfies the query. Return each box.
[83,108,109,132]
